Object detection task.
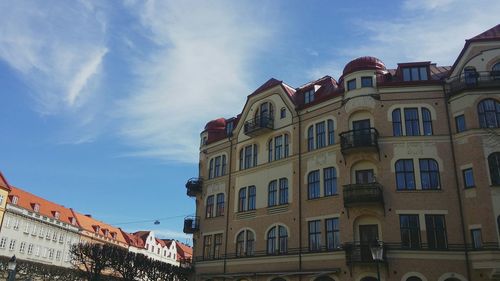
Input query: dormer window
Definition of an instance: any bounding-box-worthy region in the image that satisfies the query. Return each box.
[53,211,60,219]
[70,217,77,225]
[94,225,100,234]
[304,89,315,104]
[104,229,110,237]
[347,79,356,91]
[12,196,18,205]
[402,66,428,81]
[33,203,40,213]
[226,121,234,136]
[111,232,117,239]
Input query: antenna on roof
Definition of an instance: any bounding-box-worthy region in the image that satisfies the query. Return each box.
[154,220,160,225]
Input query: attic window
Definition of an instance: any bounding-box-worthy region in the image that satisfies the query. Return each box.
[54,211,60,219]
[12,196,18,205]
[94,225,100,234]
[111,232,117,239]
[304,89,315,104]
[70,217,77,225]
[402,66,428,81]
[104,229,110,237]
[33,203,40,213]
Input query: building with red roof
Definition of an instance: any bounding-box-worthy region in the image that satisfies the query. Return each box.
[186,25,500,281]
[120,230,180,266]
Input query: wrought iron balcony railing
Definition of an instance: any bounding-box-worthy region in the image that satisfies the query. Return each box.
[446,71,500,96]
[343,182,384,207]
[183,216,200,234]
[344,241,387,265]
[244,115,274,136]
[186,177,203,197]
[339,128,379,153]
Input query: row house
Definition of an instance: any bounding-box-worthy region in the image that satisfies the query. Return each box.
[185,24,500,281]
[122,230,179,266]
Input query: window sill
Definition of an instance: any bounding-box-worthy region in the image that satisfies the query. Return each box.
[307,194,340,201]
[396,189,442,193]
[267,204,289,215]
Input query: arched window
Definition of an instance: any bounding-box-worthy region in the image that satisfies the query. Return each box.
[396,159,416,190]
[493,62,500,71]
[236,230,255,257]
[284,134,289,157]
[307,126,314,151]
[497,215,500,236]
[492,62,500,79]
[478,99,500,128]
[422,108,433,135]
[238,188,247,212]
[268,139,273,162]
[267,225,288,254]
[392,109,402,136]
[208,159,214,179]
[269,134,290,162]
[327,119,335,145]
[205,195,214,218]
[268,180,277,207]
[279,178,288,204]
[488,152,500,185]
[406,277,423,281]
[308,170,320,199]
[240,144,258,170]
[360,277,377,281]
[271,278,287,281]
[464,67,478,85]
[314,277,334,281]
[216,193,225,216]
[419,159,440,189]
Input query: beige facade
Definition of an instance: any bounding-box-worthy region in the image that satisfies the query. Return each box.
[185,25,500,281]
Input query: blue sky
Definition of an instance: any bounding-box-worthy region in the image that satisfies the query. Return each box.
[0,0,499,243]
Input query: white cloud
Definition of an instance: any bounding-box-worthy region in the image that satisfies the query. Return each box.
[118,1,272,163]
[0,0,108,114]
[154,229,192,241]
[312,0,500,77]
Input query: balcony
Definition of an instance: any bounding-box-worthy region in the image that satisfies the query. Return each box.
[244,115,274,136]
[343,182,384,208]
[446,71,500,96]
[183,216,199,234]
[344,241,387,265]
[339,128,379,154]
[186,177,203,197]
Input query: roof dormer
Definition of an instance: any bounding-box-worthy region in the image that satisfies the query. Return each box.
[53,211,60,219]
[397,62,430,82]
[11,195,18,205]
[32,203,40,213]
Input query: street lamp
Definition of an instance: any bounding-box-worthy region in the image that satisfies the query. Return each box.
[370,240,384,281]
[7,255,17,281]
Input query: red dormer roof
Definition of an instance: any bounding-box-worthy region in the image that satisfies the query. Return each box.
[295,76,341,109]
[175,241,193,261]
[8,186,78,226]
[71,209,127,244]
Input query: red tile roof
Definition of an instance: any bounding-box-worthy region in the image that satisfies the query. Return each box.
[0,172,12,192]
[8,186,77,226]
[175,241,192,261]
[71,209,127,244]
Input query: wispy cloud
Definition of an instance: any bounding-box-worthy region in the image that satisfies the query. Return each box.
[118,1,272,163]
[0,0,107,114]
[310,0,500,77]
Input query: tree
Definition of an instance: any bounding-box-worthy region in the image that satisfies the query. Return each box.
[70,242,115,281]
[110,249,148,281]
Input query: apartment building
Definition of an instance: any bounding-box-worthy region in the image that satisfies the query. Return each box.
[184,24,500,281]
[0,172,12,230]
[71,209,128,248]
[122,230,180,266]
[0,186,81,267]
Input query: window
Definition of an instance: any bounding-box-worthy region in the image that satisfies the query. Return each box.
[425,215,447,249]
[316,122,326,149]
[0,237,6,248]
[309,220,321,251]
[53,231,58,242]
[489,153,500,185]
[206,195,214,218]
[268,180,277,207]
[209,155,226,179]
[54,211,60,219]
[471,229,482,249]
[19,242,26,253]
[216,193,225,217]
[238,186,256,212]
[59,233,64,243]
[5,217,10,228]
[325,218,340,250]
[347,79,356,91]
[240,144,258,170]
[402,66,428,81]
[279,178,288,205]
[27,244,33,255]
[304,89,315,104]
[400,215,421,248]
[214,233,222,259]
[284,135,289,158]
[422,108,433,135]
[455,114,466,133]
[308,170,320,199]
[9,239,16,251]
[275,135,283,160]
[35,246,40,256]
[462,168,475,188]
[361,76,373,87]
[56,250,61,261]
[280,108,286,119]
[226,121,234,136]
[327,120,335,145]
[419,159,440,189]
[34,203,40,213]
[236,230,255,257]
[307,126,314,151]
[464,67,478,85]
[12,196,18,205]
[324,167,337,196]
[406,277,423,281]
[404,108,420,136]
[478,99,500,128]
[24,222,30,233]
[203,235,213,259]
[267,225,288,254]
[395,159,416,190]
[49,248,54,259]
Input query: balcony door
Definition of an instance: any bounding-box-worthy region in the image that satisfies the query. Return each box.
[356,169,374,184]
[257,102,274,127]
[359,224,378,262]
[352,119,371,146]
